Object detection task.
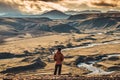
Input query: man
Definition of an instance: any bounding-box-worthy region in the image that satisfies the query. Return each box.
[54,48,64,75]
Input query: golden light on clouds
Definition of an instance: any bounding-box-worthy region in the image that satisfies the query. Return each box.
[0,0,68,14]
[0,0,120,14]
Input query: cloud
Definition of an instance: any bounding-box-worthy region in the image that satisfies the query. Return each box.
[0,0,67,14]
[91,0,119,7]
[0,0,120,14]
[0,1,20,13]
[40,0,62,2]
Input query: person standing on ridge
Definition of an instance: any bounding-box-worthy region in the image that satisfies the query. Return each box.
[54,48,64,75]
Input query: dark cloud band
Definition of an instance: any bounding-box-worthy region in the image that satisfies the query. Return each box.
[40,0,62,2]
[91,0,118,7]
[23,0,62,2]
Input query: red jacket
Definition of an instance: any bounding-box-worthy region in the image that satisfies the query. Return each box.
[54,51,64,64]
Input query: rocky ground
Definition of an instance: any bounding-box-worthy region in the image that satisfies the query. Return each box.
[0,52,120,80]
[1,73,120,80]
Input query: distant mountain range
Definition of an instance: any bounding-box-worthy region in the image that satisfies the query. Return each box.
[1,10,120,20]
[0,16,120,37]
[1,10,70,19]
[0,10,120,38]
[0,17,80,38]
[40,10,69,19]
[68,13,120,20]
[65,10,102,15]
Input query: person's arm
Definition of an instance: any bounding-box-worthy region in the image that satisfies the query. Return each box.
[61,54,64,61]
[54,54,56,61]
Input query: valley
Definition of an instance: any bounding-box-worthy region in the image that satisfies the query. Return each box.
[0,12,120,79]
[0,31,120,78]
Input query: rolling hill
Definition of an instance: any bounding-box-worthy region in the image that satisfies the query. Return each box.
[0,13,120,39]
[67,17,120,30]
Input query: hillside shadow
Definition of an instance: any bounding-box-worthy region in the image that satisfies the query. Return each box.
[0,57,46,74]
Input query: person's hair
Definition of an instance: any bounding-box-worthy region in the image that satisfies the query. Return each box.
[57,48,61,51]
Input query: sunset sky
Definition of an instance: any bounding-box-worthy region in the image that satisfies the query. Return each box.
[0,0,120,15]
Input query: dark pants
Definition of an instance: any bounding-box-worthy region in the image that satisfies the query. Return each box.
[54,64,62,75]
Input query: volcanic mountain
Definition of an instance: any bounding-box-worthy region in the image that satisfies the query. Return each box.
[40,10,69,19]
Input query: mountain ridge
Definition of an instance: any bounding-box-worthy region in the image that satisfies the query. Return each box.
[0,14,120,38]
[68,13,120,20]
[40,10,69,19]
